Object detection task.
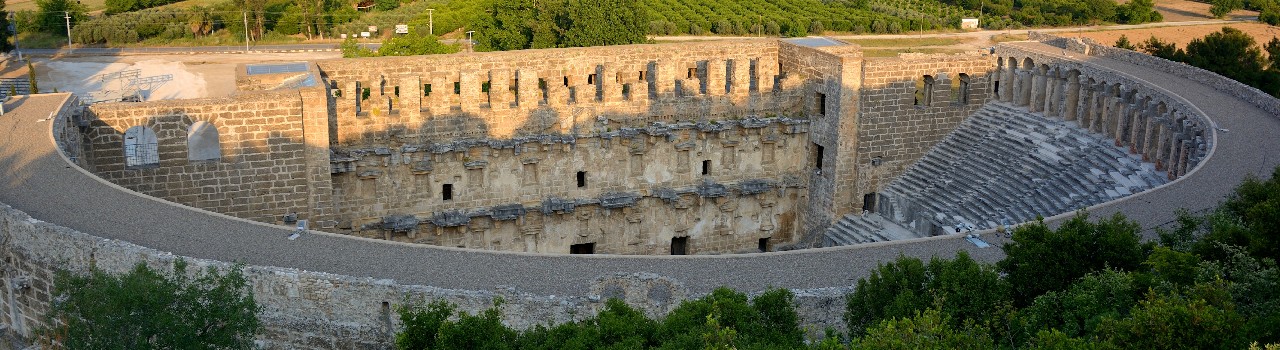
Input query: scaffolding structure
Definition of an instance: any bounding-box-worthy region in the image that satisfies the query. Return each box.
[81,69,174,104]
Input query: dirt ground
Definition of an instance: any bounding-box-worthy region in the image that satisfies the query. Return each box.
[1057,22,1280,49]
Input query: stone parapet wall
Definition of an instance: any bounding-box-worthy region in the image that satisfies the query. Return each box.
[83,90,313,223]
[0,202,848,348]
[856,53,995,212]
[316,40,803,146]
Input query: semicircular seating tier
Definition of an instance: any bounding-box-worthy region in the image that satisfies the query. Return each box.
[824,101,1168,247]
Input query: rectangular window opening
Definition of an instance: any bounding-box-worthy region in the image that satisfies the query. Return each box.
[570,242,595,254]
[481,81,491,93]
[453,82,461,95]
[576,171,586,188]
[671,237,688,255]
[587,74,597,85]
[758,237,770,252]
[424,84,432,96]
[638,71,646,81]
[863,193,878,213]
[393,86,400,97]
[687,67,697,79]
[442,184,453,201]
[813,144,825,170]
[701,160,711,175]
[816,92,827,115]
[563,76,570,87]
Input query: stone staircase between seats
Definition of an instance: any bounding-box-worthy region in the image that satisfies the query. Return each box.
[823,101,1168,246]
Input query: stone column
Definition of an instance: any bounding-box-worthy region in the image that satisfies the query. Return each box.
[489,69,513,110]
[654,60,677,98]
[706,59,727,97]
[430,74,453,114]
[300,88,335,227]
[461,69,484,113]
[601,64,623,104]
[1042,71,1058,117]
[399,75,422,124]
[1029,68,1045,113]
[346,81,361,114]
[999,60,1015,102]
[516,69,540,108]
[729,58,750,98]
[1018,70,1033,107]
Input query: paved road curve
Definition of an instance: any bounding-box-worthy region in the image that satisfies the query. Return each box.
[0,43,1276,297]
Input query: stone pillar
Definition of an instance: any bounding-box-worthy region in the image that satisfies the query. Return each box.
[547,73,570,106]
[1029,69,1045,113]
[1042,72,1058,117]
[300,88,335,227]
[601,64,623,103]
[654,60,677,98]
[706,59,727,97]
[517,69,540,108]
[489,69,513,110]
[459,69,481,113]
[430,74,453,114]
[399,75,422,123]
[729,58,750,98]
[1153,123,1170,170]
[346,81,361,114]
[1018,70,1033,107]
[757,57,778,94]
[999,61,1013,102]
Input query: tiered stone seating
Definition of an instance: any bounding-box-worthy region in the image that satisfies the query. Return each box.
[823,101,1168,247]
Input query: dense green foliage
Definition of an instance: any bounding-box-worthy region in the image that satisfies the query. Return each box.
[844,251,1009,336]
[341,30,459,57]
[998,212,1148,306]
[395,288,804,349]
[0,0,12,52]
[1126,27,1280,98]
[42,259,260,349]
[104,0,184,15]
[467,0,649,51]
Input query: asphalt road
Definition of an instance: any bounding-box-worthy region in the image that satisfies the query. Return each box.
[0,42,1277,297]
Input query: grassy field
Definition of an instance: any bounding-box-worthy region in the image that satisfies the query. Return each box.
[846,37,969,47]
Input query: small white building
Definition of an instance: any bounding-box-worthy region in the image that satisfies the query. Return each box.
[961,18,980,30]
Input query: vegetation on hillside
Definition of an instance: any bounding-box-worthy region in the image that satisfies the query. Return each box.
[41,259,261,349]
[1117,27,1280,97]
[5,0,1162,49]
[388,166,1280,349]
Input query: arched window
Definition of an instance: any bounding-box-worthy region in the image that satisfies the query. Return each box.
[123,126,158,168]
[915,75,935,106]
[187,121,221,161]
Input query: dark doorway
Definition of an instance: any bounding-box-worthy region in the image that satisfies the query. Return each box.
[671,237,688,255]
[442,184,454,201]
[758,237,770,252]
[863,192,878,213]
[570,242,595,254]
[701,160,711,175]
[576,171,586,187]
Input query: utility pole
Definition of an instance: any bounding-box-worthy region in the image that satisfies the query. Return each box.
[466,30,474,52]
[427,8,434,36]
[63,12,71,48]
[243,11,250,53]
[9,13,20,61]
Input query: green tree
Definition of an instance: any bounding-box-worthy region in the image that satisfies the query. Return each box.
[656,287,804,349]
[1212,0,1245,18]
[33,0,86,36]
[845,252,1010,337]
[1097,282,1246,349]
[1016,269,1139,342]
[1115,35,1136,50]
[851,309,996,349]
[0,0,11,53]
[42,260,260,349]
[340,37,377,57]
[378,32,460,56]
[1118,0,1162,23]
[560,0,648,48]
[999,212,1147,306]
[395,299,455,350]
[1140,36,1183,60]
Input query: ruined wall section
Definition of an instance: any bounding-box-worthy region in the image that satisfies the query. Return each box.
[83,91,312,223]
[855,53,994,213]
[332,117,810,254]
[314,40,802,146]
[778,41,863,244]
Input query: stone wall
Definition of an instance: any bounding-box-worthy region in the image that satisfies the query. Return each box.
[855,53,995,213]
[331,116,810,254]
[315,40,802,146]
[83,90,314,223]
[0,202,849,348]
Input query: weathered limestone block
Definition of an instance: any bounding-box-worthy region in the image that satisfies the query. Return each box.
[729,58,750,97]
[516,69,540,108]
[459,70,481,113]
[654,61,677,97]
[399,75,421,121]
[489,69,513,110]
[706,59,727,96]
[429,74,453,114]
[601,64,623,103]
